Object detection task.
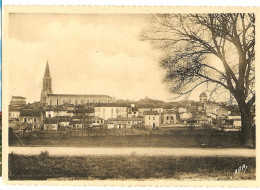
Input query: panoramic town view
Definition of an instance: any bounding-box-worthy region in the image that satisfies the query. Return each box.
[7,12,255,181]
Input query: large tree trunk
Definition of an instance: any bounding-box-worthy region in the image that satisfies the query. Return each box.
[239,105,255,148]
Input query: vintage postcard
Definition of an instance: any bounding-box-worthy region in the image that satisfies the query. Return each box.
[2,6,260,186]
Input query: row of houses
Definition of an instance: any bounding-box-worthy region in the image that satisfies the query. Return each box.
[9,103,242,132]
[9,92,246,131]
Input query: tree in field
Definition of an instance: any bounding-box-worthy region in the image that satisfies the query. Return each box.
[142,14,255,147]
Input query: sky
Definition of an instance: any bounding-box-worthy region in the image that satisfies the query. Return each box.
[8,13,217,104]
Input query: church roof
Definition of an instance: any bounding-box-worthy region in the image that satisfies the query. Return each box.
[44,61,51,77]
[47,94,113,98]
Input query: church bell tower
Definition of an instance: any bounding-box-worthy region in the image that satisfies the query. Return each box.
[40,61,53,104]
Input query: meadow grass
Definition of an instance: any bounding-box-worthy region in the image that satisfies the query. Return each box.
[9,152,255,180]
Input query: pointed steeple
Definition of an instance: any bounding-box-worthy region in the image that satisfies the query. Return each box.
[44,61,51,77]
[41,60,53,104]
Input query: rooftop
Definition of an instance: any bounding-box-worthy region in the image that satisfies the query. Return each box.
[107,117,143,121]
[47,94,113,98]
[143,111,159,115]
[20,110,42,117]
[12,96,26,99]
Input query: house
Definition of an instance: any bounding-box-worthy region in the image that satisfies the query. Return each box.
[9,108,21,119]
[162,110,177,124]
[45,107,70,118]
[192,115,211,124]
[94,104,128,120]
[69,120,92,130]
[57,116,71,129]
[10,96,26,106]
[44,117,59,131]
[143,111,160,128]
[72,108,94,117]
[70,116,105,129]
[138,107,163,116]
[19,109,44,130]
[107,117,144,129]
[138,108,153,116]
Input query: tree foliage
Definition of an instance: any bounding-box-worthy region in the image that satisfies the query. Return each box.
[143,13,255,106]
[142,13,255,147]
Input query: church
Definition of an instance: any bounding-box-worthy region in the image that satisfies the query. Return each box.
[40,62,116,106]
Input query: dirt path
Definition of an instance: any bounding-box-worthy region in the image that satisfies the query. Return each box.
[8,147,255,157]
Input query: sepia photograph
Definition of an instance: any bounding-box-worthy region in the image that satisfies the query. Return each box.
[2,6,258,186]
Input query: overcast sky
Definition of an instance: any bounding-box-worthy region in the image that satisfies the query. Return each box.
[8,13,213,103]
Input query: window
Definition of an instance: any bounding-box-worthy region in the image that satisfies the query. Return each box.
[24,118,27,122]
[33,118,37,122]
[50,99,52,106]
[166,116,169,120]
[116,108,118,113]
[57,99,59,106]
[134,111,136,114]
[97,121,99,123]
[171,116,174,120]
[49,114,51,117]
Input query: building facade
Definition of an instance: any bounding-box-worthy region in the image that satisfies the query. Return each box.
[46,94,115,106]
[10,96,26,106]
[94,106,128,120]
[143,111,160,128]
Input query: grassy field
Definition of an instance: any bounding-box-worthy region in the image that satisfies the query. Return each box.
[10,129,242,148]
[9,153,255,180]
